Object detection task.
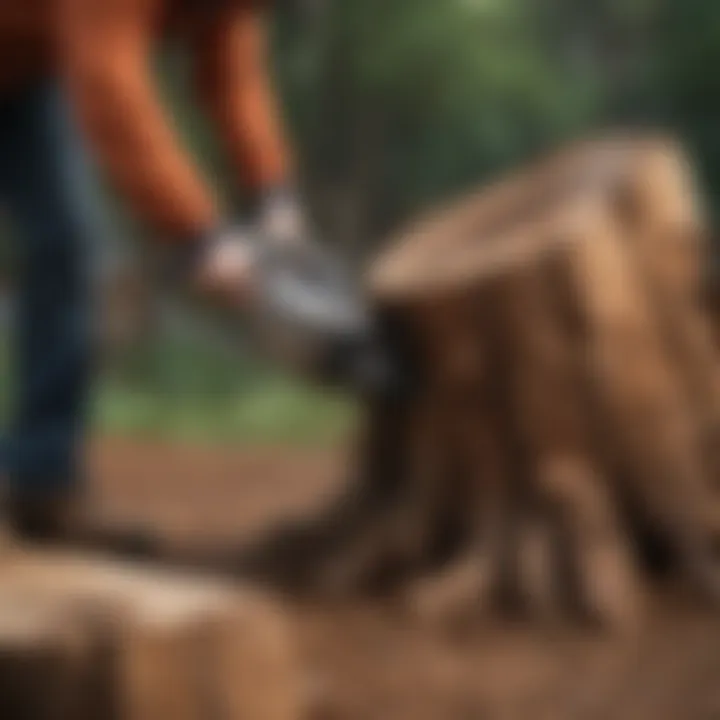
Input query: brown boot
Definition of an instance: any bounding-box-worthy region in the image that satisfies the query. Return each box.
[4,486,160,559]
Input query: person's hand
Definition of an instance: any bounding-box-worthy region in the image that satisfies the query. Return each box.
[188,190,314,310]
[191,227,259,308]
[256,187,311,249]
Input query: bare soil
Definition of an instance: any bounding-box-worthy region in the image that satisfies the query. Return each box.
[90,437,720,720]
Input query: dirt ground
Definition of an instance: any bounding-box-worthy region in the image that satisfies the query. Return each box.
[91,437,720,720]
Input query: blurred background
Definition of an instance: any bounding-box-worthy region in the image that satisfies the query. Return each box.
[1,0,718,445]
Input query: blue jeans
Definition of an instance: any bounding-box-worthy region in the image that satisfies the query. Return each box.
[0,81,101,492]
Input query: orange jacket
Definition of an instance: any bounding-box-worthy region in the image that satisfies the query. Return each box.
[1,0,291,239]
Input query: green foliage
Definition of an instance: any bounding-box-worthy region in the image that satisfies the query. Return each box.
[272,0,656,244]
[93,333,354,445]
[657,0,720,215]
[0,327,353,445]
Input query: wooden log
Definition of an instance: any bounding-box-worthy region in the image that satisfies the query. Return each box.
[367,191,659,626]
[564,198,720,597]
[240,135,720,630]
[617,140,720,488]
[0,597,101,720]
[0,549,303,720]
[403,335,513,626]
[496,240,641,627]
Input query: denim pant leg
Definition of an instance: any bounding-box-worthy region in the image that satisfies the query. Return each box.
[0,81,103,491]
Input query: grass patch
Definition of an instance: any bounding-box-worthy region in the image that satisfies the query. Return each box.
[96,332,356,444]
[0,328,355,445]
[95,374,354,445]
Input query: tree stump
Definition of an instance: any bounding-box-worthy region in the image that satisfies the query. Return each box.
[0,548,303,720]
[242,135,720,630]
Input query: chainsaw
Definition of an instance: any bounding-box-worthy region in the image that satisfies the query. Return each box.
[244,235,407,398]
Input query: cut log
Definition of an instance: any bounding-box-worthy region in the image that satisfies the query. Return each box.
[0,549,303,720]
[240,135,720,631]
[617,142,720,486]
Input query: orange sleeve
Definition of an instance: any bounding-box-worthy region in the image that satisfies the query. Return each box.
[59,0,219,239]
[192,3,292,194]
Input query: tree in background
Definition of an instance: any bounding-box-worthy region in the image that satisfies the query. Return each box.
[658,0,720,219]
[270,0,720,252]
[276,0,609,257]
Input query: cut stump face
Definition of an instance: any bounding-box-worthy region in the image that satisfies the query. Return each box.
[241,134,720,632]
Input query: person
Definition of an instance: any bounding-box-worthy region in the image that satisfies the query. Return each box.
[0,0,380,546]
